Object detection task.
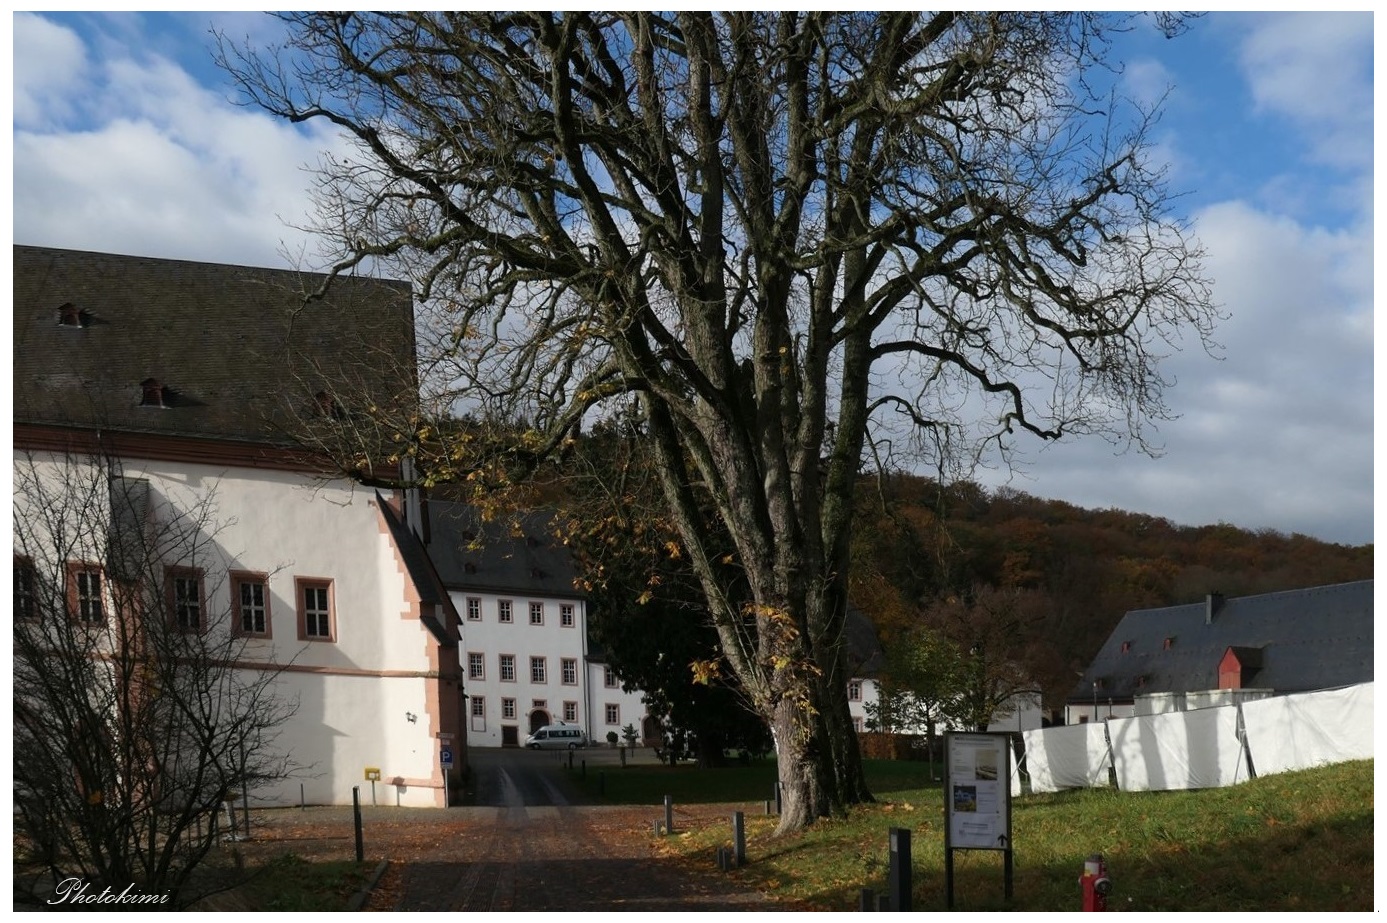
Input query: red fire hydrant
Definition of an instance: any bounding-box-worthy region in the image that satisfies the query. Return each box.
[1080,853,1112,911]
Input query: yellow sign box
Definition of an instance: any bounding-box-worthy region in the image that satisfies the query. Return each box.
[364,767,382,781]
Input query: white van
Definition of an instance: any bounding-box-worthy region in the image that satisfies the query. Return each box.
[525,724,588,750]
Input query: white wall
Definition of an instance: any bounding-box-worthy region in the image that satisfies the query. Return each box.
[15,450,451,807]
[452,589,592,747]
[587,661,653,745]
[852,678,1043,734]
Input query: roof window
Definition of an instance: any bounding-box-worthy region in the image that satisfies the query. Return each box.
[1163,636,1176,650]
[1120,641,1131,653]
[57,302,92,328]
[314,391,346,420]
[140,378,170,409]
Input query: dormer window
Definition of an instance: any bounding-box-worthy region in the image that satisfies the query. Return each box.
[58,302,90,328]
[314,391,345,420]
[140,378,170,409]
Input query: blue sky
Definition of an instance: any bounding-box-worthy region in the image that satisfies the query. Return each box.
[8,12,1376,546]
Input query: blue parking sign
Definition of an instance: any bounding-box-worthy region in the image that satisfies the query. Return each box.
[440,746,454,767]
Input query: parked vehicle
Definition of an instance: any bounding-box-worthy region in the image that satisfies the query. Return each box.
[525,724,587,750]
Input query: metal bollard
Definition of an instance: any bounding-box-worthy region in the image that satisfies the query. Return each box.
[888,827,911,913]
[352,786,364,863]
[664,794,674,834]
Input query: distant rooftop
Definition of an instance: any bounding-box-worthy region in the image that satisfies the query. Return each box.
[1073,580,1373,701]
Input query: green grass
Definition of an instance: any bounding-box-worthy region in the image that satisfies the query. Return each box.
[652,759,1374,911]
[567,753,940,805]
[189,853,373,911]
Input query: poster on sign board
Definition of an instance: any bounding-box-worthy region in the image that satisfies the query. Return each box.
[944,732,1012,851]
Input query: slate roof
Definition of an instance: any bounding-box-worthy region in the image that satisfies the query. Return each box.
[1072,580,1374,702]
[13,245,415,445]
[427,502,583,599]
[427,498,889,674]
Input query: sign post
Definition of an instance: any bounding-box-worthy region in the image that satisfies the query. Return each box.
[943,731,1014,908]
[364,767,381,806]
[440,745,454,806]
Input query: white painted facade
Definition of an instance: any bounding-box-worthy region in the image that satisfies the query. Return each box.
[850,678,1044,735]
[447,585,655,748]
[451,588,595,747]
[15,447,463,808]
[587,661,656,745]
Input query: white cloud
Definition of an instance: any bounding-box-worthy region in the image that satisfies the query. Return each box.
[990,197,1372,545]
[1236,12,1373,171]
[13,13,91,128]
[12,15,346,269]
[1121,56,1174,110]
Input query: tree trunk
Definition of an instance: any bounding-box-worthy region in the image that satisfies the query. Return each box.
[771,698,827,834]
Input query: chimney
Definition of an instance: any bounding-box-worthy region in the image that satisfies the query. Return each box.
[1205,591,1225,625]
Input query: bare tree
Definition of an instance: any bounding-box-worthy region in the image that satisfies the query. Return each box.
[12,449,297,908]
[220,12,1216,832]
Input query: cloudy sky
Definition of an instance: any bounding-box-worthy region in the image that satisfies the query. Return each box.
[8,12,1376,547]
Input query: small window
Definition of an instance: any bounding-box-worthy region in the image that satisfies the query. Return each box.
[313,390,346,420]
[563,701,577,722]
[466,597,481,621]
[297,578,335,641]
[499,654,516,682]
[853,716,864,733]
[468,652,485,680]
[471,696,485,718]
[605,703,620,725]
[529,602,544,625]
[67,563,104,623]
[14,557,36,621]
[231,572,272,637]
[530,657,547,684]
[560,603,575,627]
[1163,636,1175,650]
[58,302,87,327]
[561,658,577,685]
[140,378,170,409]
[499,600,513,623]
[502,697,516,719]
[166,566,205,631]
[604,665,617,688]
[1120,641,1131,653]
[848,680,862,702]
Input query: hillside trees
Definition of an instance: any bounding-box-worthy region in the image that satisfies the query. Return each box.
[12,450,297,907]
[222,12,1215,831]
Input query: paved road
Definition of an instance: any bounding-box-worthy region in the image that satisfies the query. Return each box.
[464,745,659,807]
[375,748,769,911]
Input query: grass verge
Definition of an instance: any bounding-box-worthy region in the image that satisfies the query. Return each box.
[647,758,1373,911]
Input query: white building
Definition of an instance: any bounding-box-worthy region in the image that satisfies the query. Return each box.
[13,246,465,807]
[426,503,653,747]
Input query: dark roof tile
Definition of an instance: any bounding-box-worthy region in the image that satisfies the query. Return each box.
[14,245,415,445]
